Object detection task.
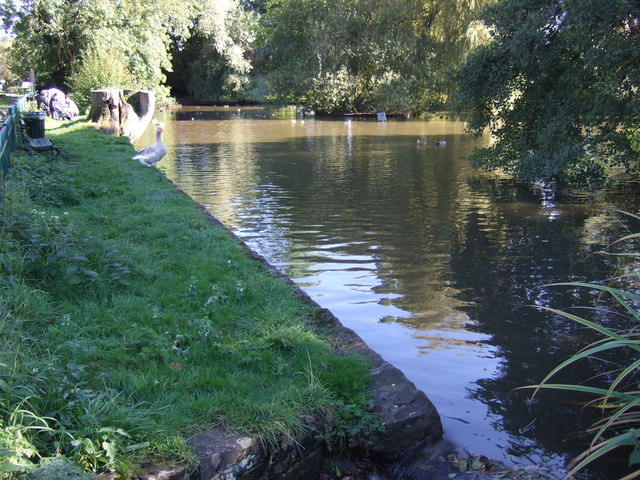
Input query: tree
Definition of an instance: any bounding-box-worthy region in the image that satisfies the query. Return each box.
[0,34,18,86]
[261,0,491,114]
[427,0,493,108]
[454,0,640,187]
[263,0,441,113]
[1,0,197,106]
[169,0,257,103]
[1,0,93,88]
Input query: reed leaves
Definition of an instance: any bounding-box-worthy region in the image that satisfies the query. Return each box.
[524,212,640,479]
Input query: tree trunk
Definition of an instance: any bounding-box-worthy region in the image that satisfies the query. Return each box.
[89,89,123,135]
[89,89,155,142]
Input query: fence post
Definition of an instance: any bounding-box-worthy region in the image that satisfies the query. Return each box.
[0,95,27,180]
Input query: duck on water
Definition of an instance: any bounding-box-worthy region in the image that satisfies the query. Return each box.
[416,138,447,146]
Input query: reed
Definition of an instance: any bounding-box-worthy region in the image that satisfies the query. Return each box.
[525,212,640,480]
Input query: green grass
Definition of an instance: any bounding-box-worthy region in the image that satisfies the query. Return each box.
[0,118,376,477]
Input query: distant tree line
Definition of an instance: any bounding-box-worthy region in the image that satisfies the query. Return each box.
[0,0,490,112]
[1,0,638,186]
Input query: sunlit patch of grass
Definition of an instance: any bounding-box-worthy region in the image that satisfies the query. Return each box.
[0,119,377,476]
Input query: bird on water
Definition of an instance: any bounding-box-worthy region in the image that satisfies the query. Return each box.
[133,122,167,167]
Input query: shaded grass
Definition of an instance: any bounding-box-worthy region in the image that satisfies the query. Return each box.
[0,118,376,476]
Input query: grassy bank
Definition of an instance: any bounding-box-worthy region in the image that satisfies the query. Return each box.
[0,119,376,478]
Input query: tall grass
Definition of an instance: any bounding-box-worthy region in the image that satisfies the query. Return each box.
[0,119,377,477]
[526,211,640,480]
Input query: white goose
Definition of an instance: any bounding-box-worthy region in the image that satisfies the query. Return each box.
[133,123,167,167]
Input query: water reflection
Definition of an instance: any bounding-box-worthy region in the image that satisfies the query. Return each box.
[140,107,639,479]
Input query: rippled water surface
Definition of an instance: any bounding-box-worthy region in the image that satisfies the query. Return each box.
[139,106,640,478]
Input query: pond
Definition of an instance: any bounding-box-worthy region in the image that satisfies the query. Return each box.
[139,106,640,479]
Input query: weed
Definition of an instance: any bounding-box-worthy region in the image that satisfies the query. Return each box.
[525,211,640,479]
[9,153,82,208]
[23,456,92,480]
[0,206,130,293]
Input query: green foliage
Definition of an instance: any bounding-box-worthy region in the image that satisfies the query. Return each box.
[2,0,197,99]
[68,43,133,109]
[264,0,430,113]
[169,0,258,103]
[2,0,491,111]
[0,421,40,475]
[179,38,250,103]
[525,211,640,479]
[630,126,640,154]
[314,354,382,453]
[0,154,130,292]
[0,36,18,87]
[8,155,82,207]
[70,427,132,472]
[455,0,640,187]
[1,0,89,87]
[309,67,358,114]
[262,0,491,114]
[23,457,92,480]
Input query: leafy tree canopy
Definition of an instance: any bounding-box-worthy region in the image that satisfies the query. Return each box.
[1,0,490,111]
[171,0,258,103]
[262,0,490,114]
[1,0,197,105]
[454,0,640,187]
[0,34,18,85]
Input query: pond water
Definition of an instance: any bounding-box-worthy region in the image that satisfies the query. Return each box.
[139,106,639,479]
